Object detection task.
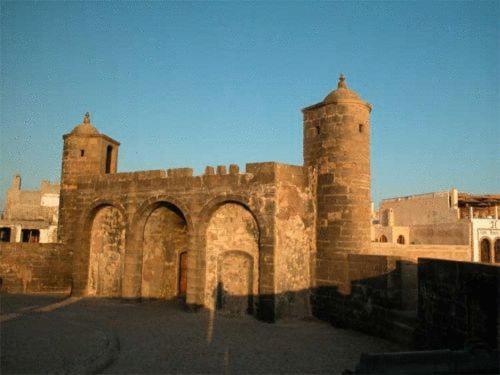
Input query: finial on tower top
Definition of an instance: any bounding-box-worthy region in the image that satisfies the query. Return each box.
[338,74,347,89]
[83,112,90,124]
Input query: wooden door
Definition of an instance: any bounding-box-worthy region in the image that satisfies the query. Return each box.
[178,252,188,297]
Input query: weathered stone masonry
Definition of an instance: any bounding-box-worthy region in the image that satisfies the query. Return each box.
[3,76,499,351]
[0,243,71,294]
[3,76,380,323]
[55,76,372,322]
[303,74,372,299]
[60,160,312,320]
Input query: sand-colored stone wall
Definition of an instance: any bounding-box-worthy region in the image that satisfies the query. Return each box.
[379,191,459,226]
[0,242,71,293]
[409,221,470,245]
[205,203,259,314]
[59,161,305,321]
[141,205,188,299]
[274,164,314,318]
[367,242,471,262]
[87,206,125,296]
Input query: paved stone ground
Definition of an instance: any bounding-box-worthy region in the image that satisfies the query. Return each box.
[1,295,403,374]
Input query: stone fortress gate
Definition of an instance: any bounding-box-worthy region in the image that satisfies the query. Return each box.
[58,75,372,321]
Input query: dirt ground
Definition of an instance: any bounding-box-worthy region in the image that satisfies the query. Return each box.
[1,294,403,374]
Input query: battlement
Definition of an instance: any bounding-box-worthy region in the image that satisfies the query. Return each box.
[71,162,306,191]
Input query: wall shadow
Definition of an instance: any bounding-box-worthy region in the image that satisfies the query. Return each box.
[180,256,498,355]
[2,247,498,356]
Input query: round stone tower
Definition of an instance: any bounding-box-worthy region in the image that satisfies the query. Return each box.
[303,75,372,282]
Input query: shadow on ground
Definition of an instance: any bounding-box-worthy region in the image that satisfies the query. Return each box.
[0,295,402,374]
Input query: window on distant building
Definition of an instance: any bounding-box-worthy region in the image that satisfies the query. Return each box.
[21,229,40,243]
[397,235,405,245]
[0,227,11,242]
[480,238,491,263]
[494,239,500,264]
[379,235,387,243]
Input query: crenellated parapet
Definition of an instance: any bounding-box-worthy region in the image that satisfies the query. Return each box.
[67,162,307,191]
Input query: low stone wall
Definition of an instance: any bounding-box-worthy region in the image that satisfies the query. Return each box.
[0,243,72,293]
[312,254,418,345]
[416,258,500,350]
[368,243,471,262]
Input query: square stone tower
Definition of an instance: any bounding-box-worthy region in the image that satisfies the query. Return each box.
[58,113,120,242]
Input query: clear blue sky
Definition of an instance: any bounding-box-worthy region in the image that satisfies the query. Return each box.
[1,1,499,210]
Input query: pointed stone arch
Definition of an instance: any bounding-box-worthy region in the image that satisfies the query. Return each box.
[85,201,127,296]
[72,199,127,296]
[126,196,192,299]
[206,203,259,315]
[197,195,275,321]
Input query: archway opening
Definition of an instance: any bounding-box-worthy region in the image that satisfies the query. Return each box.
[397,235,405,245]
[206,203,259,315]
[141,203,188,299]
[379,235,388,243]
[88,205,125,296]
[494,239,500,264]
[480,238,491,263]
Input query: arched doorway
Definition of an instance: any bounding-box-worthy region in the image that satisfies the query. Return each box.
[379,235,387,243]
[494,239,500,264]
[397,235,405,245]
[141,203,188,299]
[206,203,259,315]
[87,206,125,296]
[480,238,491,263]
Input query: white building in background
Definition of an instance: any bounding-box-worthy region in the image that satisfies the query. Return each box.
[0,175,60,243]
[372,188,499,263]
[472,218,499,263]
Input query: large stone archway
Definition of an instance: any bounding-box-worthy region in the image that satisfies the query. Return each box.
[87,205,126,296]
[205,203,259,315]
[141,204,188,299]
